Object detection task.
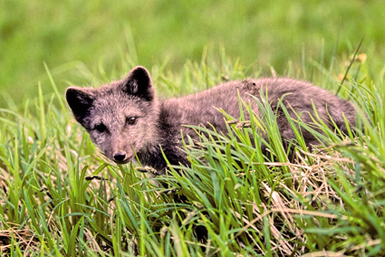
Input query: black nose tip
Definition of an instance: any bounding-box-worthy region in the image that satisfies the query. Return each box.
[113,152,127,162]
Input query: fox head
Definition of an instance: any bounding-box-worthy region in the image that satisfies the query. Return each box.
[66,66,160,164]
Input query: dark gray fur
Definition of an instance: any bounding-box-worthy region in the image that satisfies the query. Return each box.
[66,66,357,173]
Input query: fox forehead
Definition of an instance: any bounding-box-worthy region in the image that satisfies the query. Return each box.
[90,94,149,122]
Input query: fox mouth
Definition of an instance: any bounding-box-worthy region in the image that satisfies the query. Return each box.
[113,159,131,165]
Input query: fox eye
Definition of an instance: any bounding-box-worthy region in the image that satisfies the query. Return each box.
[94,123,107,133]
[126,116,137,125]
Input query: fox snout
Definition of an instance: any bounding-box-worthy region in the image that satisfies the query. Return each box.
[111,151,133,164]
[113,152,127,162]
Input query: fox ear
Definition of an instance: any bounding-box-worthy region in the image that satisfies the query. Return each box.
[66,87,94,123]
[124,66,155,101]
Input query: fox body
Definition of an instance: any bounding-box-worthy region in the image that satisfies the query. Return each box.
[66,66,356,173]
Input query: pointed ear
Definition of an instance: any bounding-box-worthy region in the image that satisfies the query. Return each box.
[123,66,155,101]
[66,87,95,123]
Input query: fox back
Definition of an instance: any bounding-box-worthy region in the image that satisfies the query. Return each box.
[66,66,357,173]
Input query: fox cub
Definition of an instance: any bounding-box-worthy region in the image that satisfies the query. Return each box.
[66,66,357,173]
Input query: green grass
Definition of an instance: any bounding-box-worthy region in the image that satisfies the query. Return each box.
[0,50,384,256]
[2,1,385,255]
[1,0,385,104]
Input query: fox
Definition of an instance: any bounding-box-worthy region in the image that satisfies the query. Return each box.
[66,66,357,174]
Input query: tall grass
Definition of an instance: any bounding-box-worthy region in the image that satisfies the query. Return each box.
[0,51,384,256]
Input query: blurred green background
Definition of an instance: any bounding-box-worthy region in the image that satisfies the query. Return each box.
[1,0,384,103]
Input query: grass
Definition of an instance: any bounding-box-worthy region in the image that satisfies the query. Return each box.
[2,0,385,104]
[0,49,384,256]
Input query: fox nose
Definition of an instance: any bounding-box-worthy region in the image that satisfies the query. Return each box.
[113,152,127,162]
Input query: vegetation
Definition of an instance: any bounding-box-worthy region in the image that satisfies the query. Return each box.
[1,0,385,256]
[1,0,385,103]
[1,50,384,255]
